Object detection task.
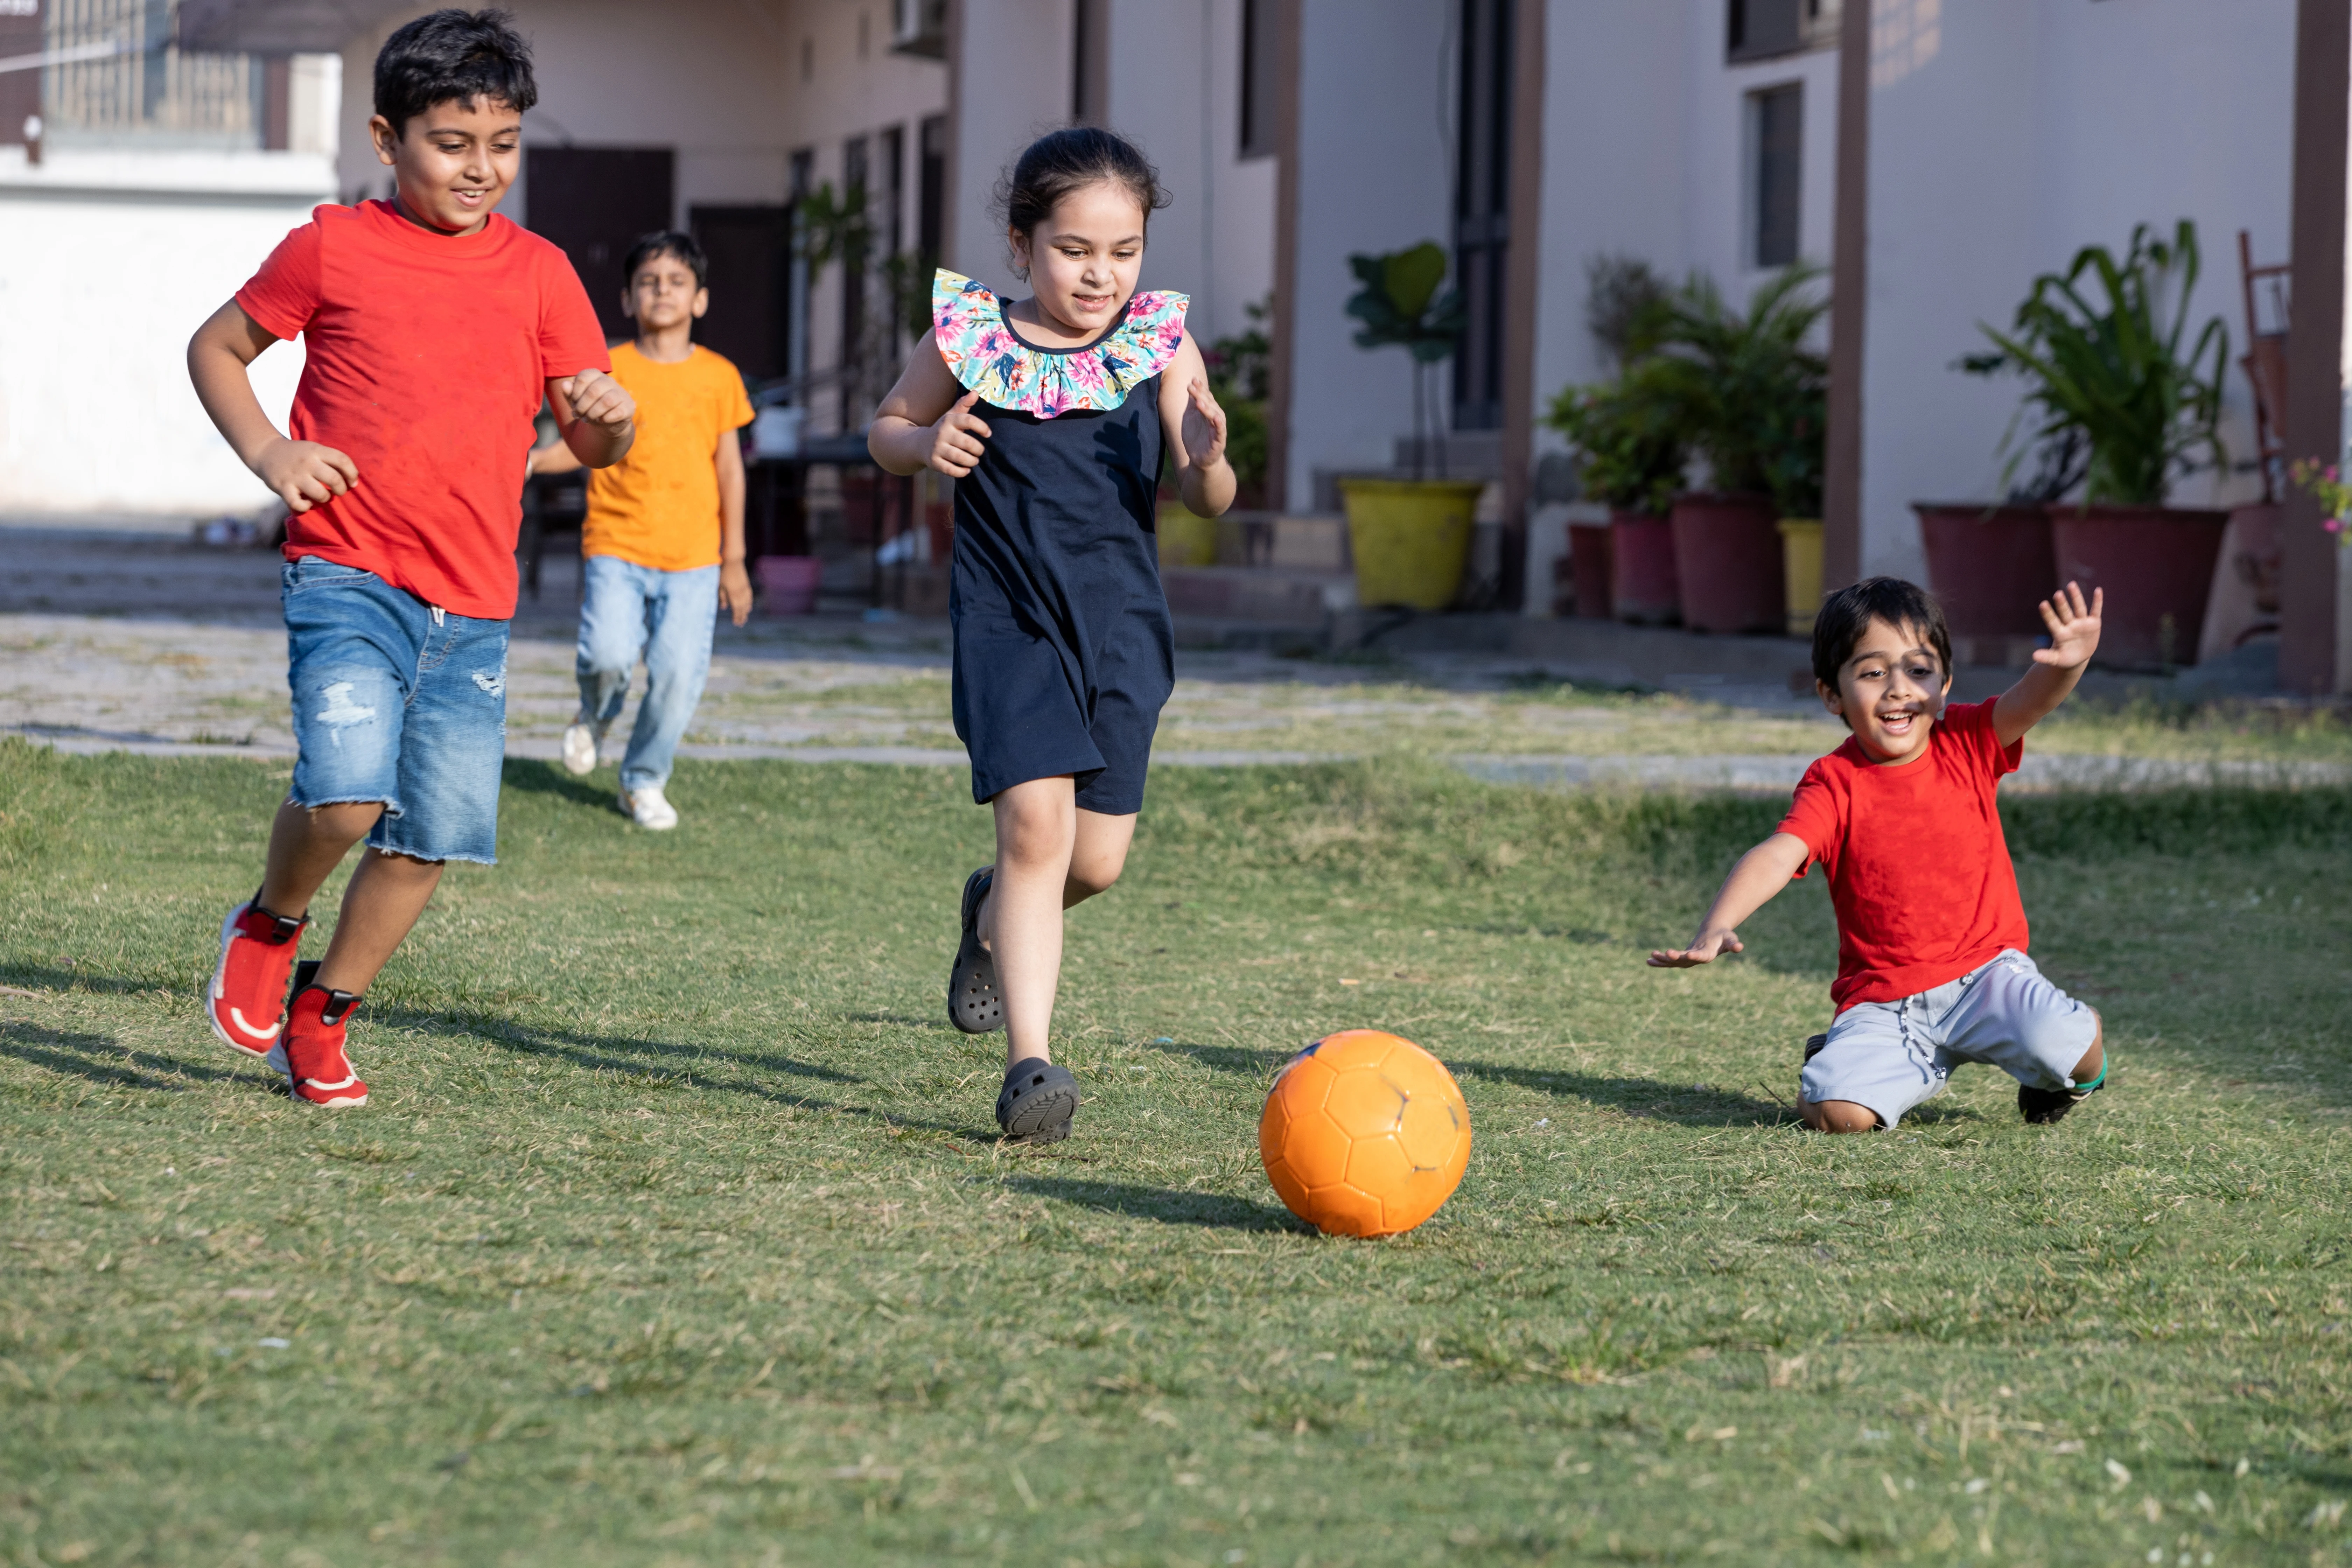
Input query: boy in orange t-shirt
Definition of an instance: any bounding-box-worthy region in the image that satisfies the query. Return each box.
[534,231,756,830]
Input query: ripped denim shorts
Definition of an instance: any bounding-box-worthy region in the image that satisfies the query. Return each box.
[283,555,509,865]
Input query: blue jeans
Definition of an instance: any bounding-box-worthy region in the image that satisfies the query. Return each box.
[576,554,719,792]
[282,555,509,865]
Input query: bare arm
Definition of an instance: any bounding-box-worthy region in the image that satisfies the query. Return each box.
[1158,334,1236,518]
[528,439,584,477]
[870,330,990,477]
[717,425,751,626]
[186,299,357,512]
[546,369,637,469]
[1993,582,2103,747]
[1647,833,1812,967]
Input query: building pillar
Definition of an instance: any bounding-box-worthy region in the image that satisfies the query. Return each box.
[2281,0,2348,693]
[1821,0,1870,593]
[1265,0,1303,513]
[1496,0,1547,612]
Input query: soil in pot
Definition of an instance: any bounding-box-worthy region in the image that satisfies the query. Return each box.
[1609,512,1678,625]
[1914,503,2053,661]
[1671,492,1784,635]
[2047,504,2230,668]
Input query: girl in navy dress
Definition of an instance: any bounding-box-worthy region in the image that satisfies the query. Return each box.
[870,129,1234,1145]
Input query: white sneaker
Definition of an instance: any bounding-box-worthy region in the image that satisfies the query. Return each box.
[560,722,601,776]
[621,785,678,831]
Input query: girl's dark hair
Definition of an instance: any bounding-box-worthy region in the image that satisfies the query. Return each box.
[374,9,537,134]
[993,127,1171,273]
[623,230,708,290]
[1811,576,1954,690]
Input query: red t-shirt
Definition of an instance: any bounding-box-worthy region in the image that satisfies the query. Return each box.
[1777,699,2030,1011]
[236,201,610,620]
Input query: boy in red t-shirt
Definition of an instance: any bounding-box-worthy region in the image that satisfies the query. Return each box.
[185,9,634,1107]
[1649,576,2109,1132]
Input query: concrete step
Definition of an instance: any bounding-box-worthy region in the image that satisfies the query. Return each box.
[1159,564,1354,626]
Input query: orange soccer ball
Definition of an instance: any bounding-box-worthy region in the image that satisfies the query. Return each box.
[1258,1030,1472,1238]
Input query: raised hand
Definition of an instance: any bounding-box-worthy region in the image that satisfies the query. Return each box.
[1647,928,1745,968]
[1181,374,1227,472]
[561,367,636,434]
[254,437,358,513]
[2032,581,2104,670]
[929,388,992,478]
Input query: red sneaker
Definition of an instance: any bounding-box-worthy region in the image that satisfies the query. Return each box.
[283,986,368,1107]
[208,896,306,1062]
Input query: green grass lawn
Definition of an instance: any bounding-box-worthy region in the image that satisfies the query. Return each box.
[2,739,2348,1566]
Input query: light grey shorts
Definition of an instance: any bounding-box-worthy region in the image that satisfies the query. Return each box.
[1800,950,2099,1130]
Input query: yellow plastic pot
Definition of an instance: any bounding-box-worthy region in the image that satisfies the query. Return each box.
[1156,503,1219,568]
[1777,518,1823,637]
[1340,478,1484,610]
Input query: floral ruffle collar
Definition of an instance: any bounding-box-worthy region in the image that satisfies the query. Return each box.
[931,269,1187,418]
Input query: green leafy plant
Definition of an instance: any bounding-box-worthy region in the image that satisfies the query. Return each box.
[796,181,872,275]
[1642,264,1828,518]
[1203,298,1272,506]
[1346,241,1466,479]
[1960,220,2228,507]
[2287,457,2352,544]
[1582,253,1670,373]
[881,249,937,341]
[1544,372,1684,516]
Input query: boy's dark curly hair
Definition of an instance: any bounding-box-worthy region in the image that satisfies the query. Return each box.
[1811,576,1953,691]
[374,9,537,134]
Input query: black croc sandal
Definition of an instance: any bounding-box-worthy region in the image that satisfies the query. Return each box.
[996,1058,1079,1144]
[949,867,1003,1034]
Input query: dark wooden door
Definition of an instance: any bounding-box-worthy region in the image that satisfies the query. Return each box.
[524,146,675,339]
[690,204,792,383]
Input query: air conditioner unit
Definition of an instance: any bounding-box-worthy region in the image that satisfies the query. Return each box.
[892,0,948,59]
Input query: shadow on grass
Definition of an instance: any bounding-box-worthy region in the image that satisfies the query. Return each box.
[500,760,616,810]
[1141,1038,1296,1077]
[364,1003,998,1144]
[1447,1059,1792,1128]
[0,1021,244,1091]
[1010,1175,1308,1233]
[0,965,181,999]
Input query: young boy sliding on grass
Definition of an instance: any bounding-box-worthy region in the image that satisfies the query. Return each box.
[188,9,631,1106]
[1649,577,2108,1132]
[533,230,755,831]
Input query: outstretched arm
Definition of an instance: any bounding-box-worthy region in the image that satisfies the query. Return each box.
[1647,833,1812,967]
[1993,582,2103,747]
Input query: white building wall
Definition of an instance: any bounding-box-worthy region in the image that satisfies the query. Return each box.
[950,0,1075,292]
[1282,0,1456,507]
[0,151,327,516]
[1856,0,2294,578]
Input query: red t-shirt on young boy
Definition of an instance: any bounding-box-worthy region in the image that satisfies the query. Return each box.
[1777,698,2031,1012]
[236,200,610,620]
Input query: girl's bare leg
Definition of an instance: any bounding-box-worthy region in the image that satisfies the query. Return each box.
[978,778,1138,1069]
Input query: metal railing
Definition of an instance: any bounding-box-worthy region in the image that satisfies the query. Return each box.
[41,0,259,147]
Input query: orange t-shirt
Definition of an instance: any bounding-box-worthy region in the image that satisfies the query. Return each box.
[582,342,755,571]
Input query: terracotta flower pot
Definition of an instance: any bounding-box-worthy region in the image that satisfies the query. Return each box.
[1914,504,2054,646]
[1567,522,1614,619]
[1670,492,1784,634]
[2046,504,2231,668]
[1608,511,1678,625]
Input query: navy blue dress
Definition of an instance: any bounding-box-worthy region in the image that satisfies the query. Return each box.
[938,277,1184,815]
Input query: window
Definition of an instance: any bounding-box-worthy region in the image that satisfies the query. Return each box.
[1239,0,1279,159]
[1745,82,1802,269]
[1452,0,1512,432]
[23,0,278,149]
[1726,0,1837,65]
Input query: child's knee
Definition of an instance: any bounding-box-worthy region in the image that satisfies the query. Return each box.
[1066,856,1122,900]
[1801,1098,1881,1134]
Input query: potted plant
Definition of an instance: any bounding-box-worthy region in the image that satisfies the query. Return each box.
[1337,241,1483,610]
[1544,371,1685,624]
[1912,434,2079,662]
[1961,220,2231,667]
[1645,264,1828,634]
[1158,300,1273,569]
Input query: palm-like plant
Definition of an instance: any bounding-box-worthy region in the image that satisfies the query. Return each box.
[1960,220,2228,507]
[1346,241,1468,479]
[1642,264,1829,516]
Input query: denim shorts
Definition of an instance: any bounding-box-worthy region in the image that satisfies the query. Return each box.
[283,556,509,864]
[1800,950,2100,1130]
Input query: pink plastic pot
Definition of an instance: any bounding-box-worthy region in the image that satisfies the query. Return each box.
[756,554,823,616]
[2047,504,2230,668]
[1670,492,1784,634]
[1608,511,1678,625]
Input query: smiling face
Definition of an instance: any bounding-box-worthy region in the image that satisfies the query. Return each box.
[369,96,522,236]
[624,250,707,334]
[1008,180,1147,340]
[1819,616,1953,765]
